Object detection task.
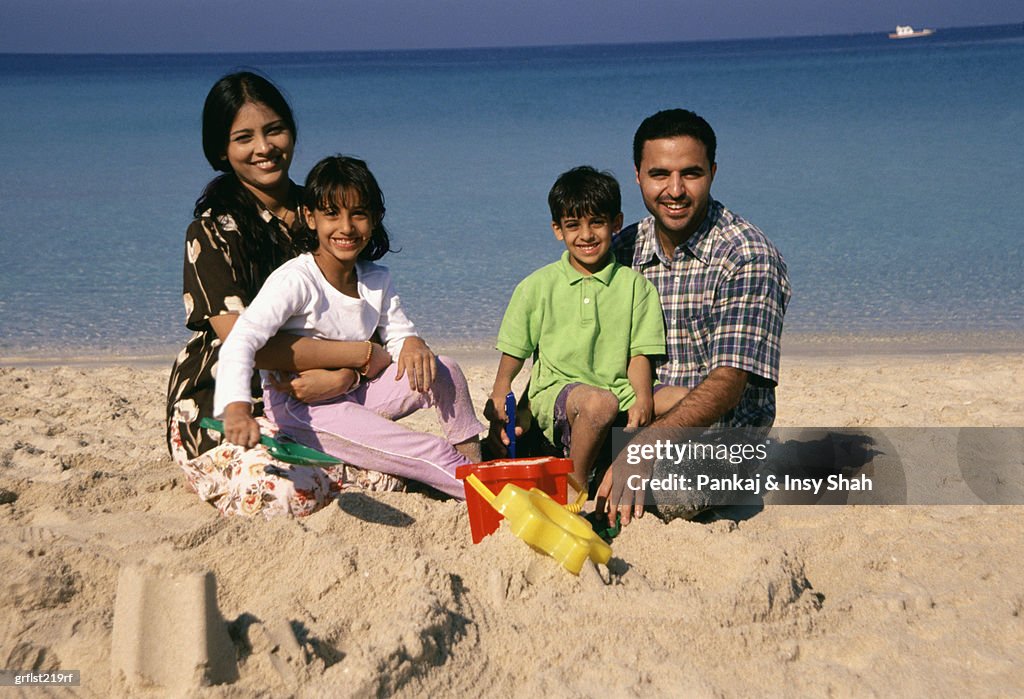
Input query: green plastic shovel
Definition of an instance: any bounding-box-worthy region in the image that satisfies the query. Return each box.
[199,417,342,467]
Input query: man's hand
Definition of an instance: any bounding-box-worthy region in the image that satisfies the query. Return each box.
[269,368,358,403]
[596,367,749,527]
[223,401,260,449]
[396,336,436,392]
[595,442,652,527]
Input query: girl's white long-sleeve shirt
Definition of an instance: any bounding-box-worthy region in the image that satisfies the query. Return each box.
[213,253,418,417]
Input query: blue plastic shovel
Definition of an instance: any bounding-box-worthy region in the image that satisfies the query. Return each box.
[505,391,517,458]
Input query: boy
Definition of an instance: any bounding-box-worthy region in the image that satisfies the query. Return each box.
[490,166,687,493]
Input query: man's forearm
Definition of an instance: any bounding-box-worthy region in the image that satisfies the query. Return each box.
[655,366,747,428]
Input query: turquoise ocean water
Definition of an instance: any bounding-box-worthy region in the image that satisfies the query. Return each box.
[1,24,1022,354]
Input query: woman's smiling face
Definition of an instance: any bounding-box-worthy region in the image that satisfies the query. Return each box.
[223,100,295,201]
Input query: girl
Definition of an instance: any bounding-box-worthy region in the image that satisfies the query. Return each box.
[168,72,408,518]
[215,156,484,498]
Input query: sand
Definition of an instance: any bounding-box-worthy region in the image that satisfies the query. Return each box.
[0,347,1022,696]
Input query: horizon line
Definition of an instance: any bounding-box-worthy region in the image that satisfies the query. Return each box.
[0,21,1019,58]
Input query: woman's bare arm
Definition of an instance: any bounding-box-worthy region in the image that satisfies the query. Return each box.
[208,314,388,372]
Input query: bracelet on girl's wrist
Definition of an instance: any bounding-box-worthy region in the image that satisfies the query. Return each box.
[358,340,373,376]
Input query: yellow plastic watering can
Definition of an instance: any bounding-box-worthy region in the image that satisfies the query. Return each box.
[464,473,611,575]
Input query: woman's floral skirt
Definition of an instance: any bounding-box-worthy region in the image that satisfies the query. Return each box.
[169,413,405,518]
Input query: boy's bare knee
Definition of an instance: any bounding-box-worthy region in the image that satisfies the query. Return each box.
[570,386,619,426]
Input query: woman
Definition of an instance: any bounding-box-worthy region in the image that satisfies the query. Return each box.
[166,72,407,517]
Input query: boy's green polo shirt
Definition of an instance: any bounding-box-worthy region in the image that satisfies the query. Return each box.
[496,252,666,443]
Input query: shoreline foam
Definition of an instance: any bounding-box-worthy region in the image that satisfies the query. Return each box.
[3,329,1022,368]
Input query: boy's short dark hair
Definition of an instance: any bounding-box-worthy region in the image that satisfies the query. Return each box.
[633,109,717,169]
[548,166,621,223]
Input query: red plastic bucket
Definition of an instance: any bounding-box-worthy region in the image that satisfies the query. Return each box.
[455,457,574,544]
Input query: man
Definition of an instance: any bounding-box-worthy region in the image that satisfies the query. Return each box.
[596,108,791,525]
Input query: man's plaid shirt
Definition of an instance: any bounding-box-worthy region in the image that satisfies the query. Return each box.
[613,200,791,429]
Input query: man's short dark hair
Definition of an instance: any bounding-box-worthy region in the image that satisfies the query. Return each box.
[633,109,717,169]
[548,166,621,223]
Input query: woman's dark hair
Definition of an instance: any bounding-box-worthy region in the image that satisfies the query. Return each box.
[193,72,297,250]
[296,155,393,262]
[201,71,296,173]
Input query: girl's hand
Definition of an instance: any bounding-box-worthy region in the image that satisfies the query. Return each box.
[270,368,358,403]
[223,402,261,449]
[396,337,436,392]
[625,394,654,432]
[363,342,391,380]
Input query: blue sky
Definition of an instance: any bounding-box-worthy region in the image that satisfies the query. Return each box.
[1,0,1020,53]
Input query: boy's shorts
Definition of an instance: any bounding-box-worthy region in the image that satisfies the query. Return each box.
[551,382,586,454]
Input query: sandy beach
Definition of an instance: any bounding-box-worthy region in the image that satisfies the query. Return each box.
[1,344,1022,696]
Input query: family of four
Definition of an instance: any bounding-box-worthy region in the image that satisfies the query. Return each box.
[166,72,791,523]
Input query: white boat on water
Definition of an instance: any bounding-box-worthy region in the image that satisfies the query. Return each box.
[889,25,935,39]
